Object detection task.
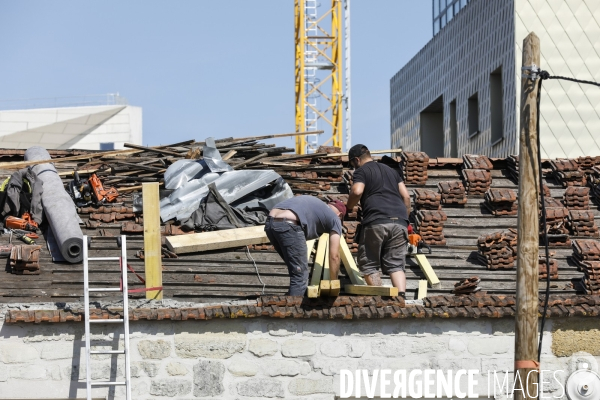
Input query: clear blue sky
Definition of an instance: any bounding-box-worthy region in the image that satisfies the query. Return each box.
[0,1,431,152]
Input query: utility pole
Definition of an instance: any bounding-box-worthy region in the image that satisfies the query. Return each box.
[515,32,540,400]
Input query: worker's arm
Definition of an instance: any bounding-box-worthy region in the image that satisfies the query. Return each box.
[398,182,411,214]
[346,182,365,212]
[328,232,341,280]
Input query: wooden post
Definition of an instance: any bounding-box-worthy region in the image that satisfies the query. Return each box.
[143,183,163,299]
[515,32,540,400]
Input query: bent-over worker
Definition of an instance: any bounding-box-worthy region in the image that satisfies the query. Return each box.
[346,144,411,296]
[265,195,346,296]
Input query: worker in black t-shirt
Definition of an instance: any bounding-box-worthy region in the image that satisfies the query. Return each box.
[345,144,411,296]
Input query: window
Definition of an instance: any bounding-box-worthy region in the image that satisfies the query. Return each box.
[490,67,504,144]
[434,0,439,15]
[100,142,115,151]
[450,100,458,157]
[468,93,479,137]
[420,95,445,158]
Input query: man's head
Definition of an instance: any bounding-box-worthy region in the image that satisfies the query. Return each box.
[328,200,346,220]
[348,144,371,169]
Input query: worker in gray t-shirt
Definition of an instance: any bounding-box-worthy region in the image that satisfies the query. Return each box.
[265,195,345,296]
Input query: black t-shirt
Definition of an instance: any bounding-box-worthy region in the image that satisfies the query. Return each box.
[352,161,409,226]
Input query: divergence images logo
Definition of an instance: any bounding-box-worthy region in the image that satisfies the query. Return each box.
[339,369,564,399]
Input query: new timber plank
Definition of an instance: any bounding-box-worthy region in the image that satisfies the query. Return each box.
[344,284,399,296]
[143,182,163,299]
[413,254,441,288]
[417,280,428,299]
[320,240,331,295]
[340,240,366,285]
[308,234,328,298]
[165,226,270,254]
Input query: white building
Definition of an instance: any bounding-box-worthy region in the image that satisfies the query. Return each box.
[391,0,600,159]
[0,95,142,150]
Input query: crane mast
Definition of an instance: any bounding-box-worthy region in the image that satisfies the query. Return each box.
[295,0,348,154]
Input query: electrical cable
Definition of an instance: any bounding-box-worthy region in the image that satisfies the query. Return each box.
[540,70,600,88]
[246,245,266,294]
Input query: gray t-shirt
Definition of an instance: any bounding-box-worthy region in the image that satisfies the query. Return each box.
[274,195,343,240]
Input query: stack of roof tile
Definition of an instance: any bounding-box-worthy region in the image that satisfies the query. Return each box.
[412,189,441,210]
[476,229,517,270]
[576,156,600,174]
[539,256,558,280]
[452,277,481,295]
[550,159,586,187]
[320,194,360,220]
[566,210,599,238]
[484,188,517,216]
[9,245,42,275]
[342,221,360,253]
[542,207,571,246]
[572,240,600,294]
[591,166,600,204]
[507,155,519,182]
[437,181,467,206]
[463,154,493,170]
[400,152,429,185]
[563,187,590,210]
[414,210,447,246]
[462,169,492,196]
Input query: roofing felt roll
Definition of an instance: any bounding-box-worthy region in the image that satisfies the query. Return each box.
[24,146,83,263]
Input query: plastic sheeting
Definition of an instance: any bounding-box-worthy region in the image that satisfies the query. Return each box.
[160,169,286,221]
[202,137,233,173]
[164,159,205,190]
[232,177,294,211]
[160,136,293,222]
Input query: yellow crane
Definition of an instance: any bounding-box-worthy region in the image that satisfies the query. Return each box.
[295,0,350,154]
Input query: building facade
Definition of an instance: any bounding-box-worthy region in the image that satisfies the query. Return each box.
[392,0,600,159]
[0,103,142,150]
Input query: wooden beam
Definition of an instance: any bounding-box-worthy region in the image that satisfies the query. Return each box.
[232,152,268,170]
[323,148,403,157]
[344,284,398,296]
[339,240,366,285]
[119,182,164,193]
[142,183,163,300]
[165,226,269,254]
[307,234,328,298]
[222,150,237,161]
[413,254,440,288]
[515,31,541,400]
[124,142,184,157]
[329,280,341,297]
[320,240,331,295]
[417,280,428,300]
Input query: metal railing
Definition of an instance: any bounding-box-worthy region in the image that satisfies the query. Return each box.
[0,93,128,111]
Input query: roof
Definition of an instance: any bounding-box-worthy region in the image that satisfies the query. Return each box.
[0,142,599,317]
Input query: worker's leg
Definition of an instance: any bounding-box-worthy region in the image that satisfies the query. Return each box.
[389,271,406,293]
[266,219,308,296]
[381,224,408,294]
[357,224,385,286]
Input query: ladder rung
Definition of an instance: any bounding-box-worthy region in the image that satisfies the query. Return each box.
[89,319,124,324]
[87,257,120,261]
[89,288,122,292]
[90,350,125,354]
[91,381,126,386]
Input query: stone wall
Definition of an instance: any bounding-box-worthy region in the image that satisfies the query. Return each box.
[1,312,599,399]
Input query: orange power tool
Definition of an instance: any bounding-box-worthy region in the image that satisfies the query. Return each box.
[5,215,38,232]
